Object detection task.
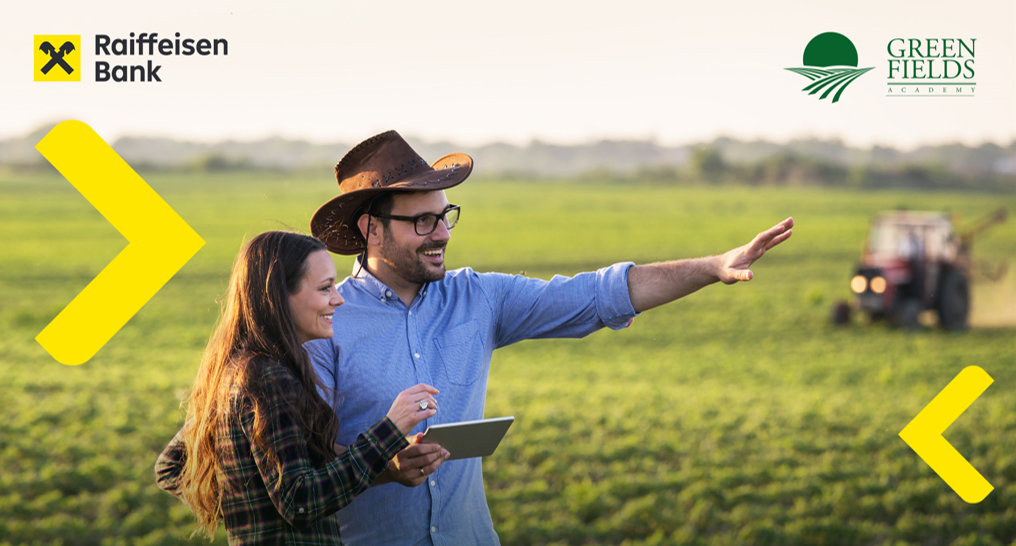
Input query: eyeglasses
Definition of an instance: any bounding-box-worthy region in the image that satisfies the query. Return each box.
[373,204,461,236]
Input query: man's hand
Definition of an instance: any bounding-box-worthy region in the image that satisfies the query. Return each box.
[627,217,794,312]
[374,433,450,487]
[715,217,794,284]
[387,383,439,435]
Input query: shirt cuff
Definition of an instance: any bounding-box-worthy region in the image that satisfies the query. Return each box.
[363,416,410,463]
[595,262,639,330]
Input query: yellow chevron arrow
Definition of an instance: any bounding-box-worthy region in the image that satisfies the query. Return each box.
[34,121,204,365]
[899,366,994,503]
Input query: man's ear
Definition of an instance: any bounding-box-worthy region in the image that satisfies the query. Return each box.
[357,214,380,247]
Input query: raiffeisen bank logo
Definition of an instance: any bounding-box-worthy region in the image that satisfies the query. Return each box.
[35,35,80,82]
[785,32,873,103]
[32,32,229,83]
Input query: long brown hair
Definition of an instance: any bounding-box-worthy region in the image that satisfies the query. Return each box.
[179,231,341,538]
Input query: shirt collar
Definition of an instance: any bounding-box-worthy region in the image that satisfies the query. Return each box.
[349,256,429,304]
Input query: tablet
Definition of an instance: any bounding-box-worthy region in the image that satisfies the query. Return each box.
[419,416,515,460]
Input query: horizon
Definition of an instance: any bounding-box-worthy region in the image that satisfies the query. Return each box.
[5,122,1015,153]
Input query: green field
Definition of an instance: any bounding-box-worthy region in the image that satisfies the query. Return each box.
[2,171,1015,545]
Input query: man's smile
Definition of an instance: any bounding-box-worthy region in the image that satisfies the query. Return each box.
[420,246,445,263]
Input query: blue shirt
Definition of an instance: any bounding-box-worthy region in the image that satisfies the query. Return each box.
[306,261,637,546]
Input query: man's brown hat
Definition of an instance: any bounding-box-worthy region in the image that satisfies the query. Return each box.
[310,130,472,255]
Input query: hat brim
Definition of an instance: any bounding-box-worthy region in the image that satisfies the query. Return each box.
[311,153,473,255]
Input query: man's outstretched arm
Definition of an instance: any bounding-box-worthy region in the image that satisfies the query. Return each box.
[627,217,794,313]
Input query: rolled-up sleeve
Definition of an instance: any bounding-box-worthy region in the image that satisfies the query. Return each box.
[490,262,638,347]
[594,261,639,330]
[155,427,187,499]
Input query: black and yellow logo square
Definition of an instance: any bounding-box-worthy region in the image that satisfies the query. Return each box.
[35,35,80,82]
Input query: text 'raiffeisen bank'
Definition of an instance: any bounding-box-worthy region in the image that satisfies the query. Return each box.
[94,33,228,82]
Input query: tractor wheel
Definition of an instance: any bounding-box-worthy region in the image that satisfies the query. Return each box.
[937,271,970,331]
[893,298,922,331]
[831,300,851,325]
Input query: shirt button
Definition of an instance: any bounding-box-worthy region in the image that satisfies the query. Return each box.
[431,526,437,532]
[385,290,392,298]
[408,311,412,316]
[414,353,420,358]
[298,507,305,514]
[430,480,436,486]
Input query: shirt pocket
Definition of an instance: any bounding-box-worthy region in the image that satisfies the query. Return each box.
[435,320,482,386]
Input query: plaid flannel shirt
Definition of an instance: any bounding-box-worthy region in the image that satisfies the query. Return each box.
[155,360,408,545]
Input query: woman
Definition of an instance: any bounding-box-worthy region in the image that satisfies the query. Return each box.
[155,231,448,544]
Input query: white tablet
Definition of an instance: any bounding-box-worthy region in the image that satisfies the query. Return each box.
[419,416,515,460]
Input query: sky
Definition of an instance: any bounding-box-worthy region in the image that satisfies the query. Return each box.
[2,0,1014,149]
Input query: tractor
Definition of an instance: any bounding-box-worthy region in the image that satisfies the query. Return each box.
[833,208,1007,330]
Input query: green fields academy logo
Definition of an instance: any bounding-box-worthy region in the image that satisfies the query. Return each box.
[886,38,976,97]
[785,32,873,103]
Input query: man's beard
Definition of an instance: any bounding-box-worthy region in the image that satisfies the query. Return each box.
[380,228,446,285]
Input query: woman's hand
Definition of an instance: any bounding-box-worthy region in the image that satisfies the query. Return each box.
[385,433,450,487]
[387,383,439,436]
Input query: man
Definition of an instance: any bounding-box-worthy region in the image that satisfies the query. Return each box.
[306,130,793,545]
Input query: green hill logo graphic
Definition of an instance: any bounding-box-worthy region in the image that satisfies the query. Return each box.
[786,32,873,103]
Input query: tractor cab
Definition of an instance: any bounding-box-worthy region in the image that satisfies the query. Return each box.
[866,212,958,263]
